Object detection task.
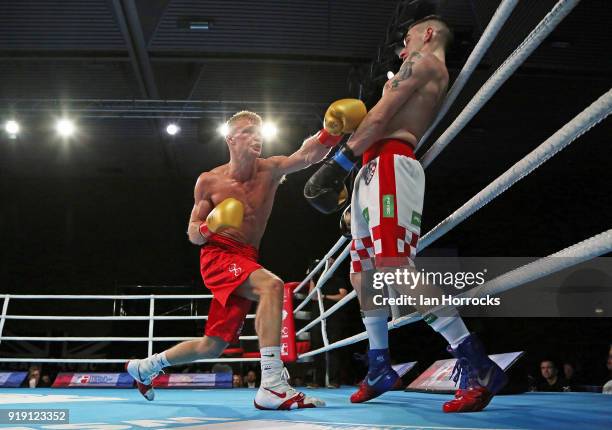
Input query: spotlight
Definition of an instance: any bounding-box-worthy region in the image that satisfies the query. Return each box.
[56,119,75,137]
[387,71,395,80]
[262,122,278,139]
[4,120,20,138]
[217,123,229,137]
[166,123,180,136]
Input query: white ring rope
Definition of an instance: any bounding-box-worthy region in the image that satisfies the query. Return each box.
[419,88,612,251]
[416,0,519,151]
[293,243,350,314]
[2,315,255,321]
[292,236,348,295]
[0,294,260,363]
[420,0,581,168]
[0,294,214,300]
[0,336,259,342]
[464,228,612,299]
[0,356,260,365]
[296,290,357,337]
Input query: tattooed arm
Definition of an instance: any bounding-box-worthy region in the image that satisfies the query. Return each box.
[346,52,437,156]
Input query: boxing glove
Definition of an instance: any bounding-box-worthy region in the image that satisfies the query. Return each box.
[317,99,367,148]
[324,99,367,135]
[199,198,244,239]
[304,145,357,214]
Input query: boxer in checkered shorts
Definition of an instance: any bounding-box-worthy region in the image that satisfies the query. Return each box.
[305,16,506,412]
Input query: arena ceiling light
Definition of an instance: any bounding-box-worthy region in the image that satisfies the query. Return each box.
[189,20,211,30]
[217,123,229,138]
[4,119,20,139]
[166,123,180,136]
[56,119,76,138]
[262,122,278,139]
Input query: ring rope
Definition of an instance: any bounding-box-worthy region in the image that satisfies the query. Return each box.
[296,290,357,337]
[0,294,214,300]
[0,293,261,363]
[420,0,581,168]
[1,315,255,321]
[293,243,350,314]
[293,236,348,295]
[0,358,262,364]
[419,88,612,251]
[465,228,612,299]
[0,336,259,342]
[416,0,519,151]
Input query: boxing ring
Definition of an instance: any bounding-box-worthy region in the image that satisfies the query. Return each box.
[1,0,611,428]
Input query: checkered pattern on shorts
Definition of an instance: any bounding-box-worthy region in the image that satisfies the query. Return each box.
[350,225,419,273]
[350,236,375,273]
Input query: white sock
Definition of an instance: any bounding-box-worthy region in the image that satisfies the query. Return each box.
[139,352,169,377]
[426,311,470,349]
[156,352,170,367]
[362,309,389,350]
[260,346,283,387]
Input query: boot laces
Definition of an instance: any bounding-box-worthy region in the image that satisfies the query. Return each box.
[450,357,473,388]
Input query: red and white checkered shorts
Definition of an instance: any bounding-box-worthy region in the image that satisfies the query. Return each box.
[349,143,424,273]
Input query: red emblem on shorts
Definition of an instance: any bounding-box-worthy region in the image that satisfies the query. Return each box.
[228,263,242,277]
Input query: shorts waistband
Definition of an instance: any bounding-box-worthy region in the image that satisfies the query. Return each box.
[363,138,416,164]
[204,233,259,261]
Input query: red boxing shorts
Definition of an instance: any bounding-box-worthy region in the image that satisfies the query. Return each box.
[200,234,261,343]
[350,138,424,272]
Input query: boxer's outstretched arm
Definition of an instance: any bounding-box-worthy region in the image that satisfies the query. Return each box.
[347,53,437,156]
[187,174,214,245]
[268,134,331,177]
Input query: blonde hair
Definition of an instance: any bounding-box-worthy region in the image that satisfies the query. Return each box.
[226,110,262,135]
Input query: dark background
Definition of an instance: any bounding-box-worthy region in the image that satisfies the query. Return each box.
[0,1,610,384]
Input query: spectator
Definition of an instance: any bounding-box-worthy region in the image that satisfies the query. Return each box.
[536,360,570,392]
[244,370,258,388]
[39,375,52,388]
[212,363,232,375]
[232,374,243,388]
[26,365,41,388]
[562,361,583,391]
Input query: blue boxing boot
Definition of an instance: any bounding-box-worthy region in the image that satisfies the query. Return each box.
[350,348,399,403]
[443,333,508,413]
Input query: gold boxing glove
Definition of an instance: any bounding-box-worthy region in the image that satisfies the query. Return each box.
[324,99,367,136]
[199,198,244,239]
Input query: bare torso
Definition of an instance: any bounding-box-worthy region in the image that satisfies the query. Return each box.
[382,53,449,146]
[198,158,280,248]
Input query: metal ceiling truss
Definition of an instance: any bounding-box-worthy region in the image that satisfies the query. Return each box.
[0,99,326,120]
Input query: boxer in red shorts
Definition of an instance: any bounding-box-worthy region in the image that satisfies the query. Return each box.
[305,16,506,412]
[127,105,366,409]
